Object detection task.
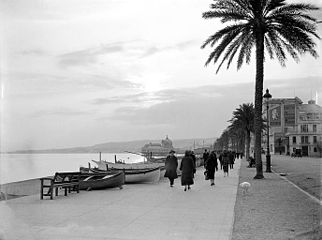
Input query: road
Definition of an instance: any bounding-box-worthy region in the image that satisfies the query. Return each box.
[270,155,321,200]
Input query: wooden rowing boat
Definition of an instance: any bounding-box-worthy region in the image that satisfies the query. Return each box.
[124,167,161,183]
[79,171,124,190]
[92,160,163,171]
[81,165,161,184]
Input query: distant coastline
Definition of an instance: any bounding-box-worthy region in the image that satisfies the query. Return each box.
[7,137,216,154]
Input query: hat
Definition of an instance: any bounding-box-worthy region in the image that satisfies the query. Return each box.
[169,150,175,153]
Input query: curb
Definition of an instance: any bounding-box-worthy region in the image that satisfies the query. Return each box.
[228,158,242,240]
[271,169,322,206]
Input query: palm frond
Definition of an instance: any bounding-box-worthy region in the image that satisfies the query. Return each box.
[204,27,242,66]
[264,30,286,66]
[237,34,255,69]
[264,0,285,16]
[264,35,275,60]
[202,0,320,72]
[201,24,242,49]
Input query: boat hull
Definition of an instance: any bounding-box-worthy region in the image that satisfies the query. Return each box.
[92,160,163,171]
[82,165,161,184]
[79,172,124,190]
[124,167,161,183]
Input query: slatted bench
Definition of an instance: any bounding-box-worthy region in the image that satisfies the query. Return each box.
[40,172,81,200]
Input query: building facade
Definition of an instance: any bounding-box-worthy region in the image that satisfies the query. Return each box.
[264,97,322,157]
[141,135,174,157]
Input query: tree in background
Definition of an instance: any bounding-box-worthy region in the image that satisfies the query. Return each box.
[229,103,254,162]
[202,0,320,179]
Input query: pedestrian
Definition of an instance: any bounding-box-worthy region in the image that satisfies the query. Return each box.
[164,150,178,187]
[222,150,229,177]
[180,150,195,191]
[191,151,197,169]
[203,149,209,169]
[218,152,223,170]
[206,151,218,186]
[229,151,235,169]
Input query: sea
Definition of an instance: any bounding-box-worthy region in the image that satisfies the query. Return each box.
[0,153,146,184]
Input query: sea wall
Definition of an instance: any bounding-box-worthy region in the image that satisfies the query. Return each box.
[0,178,45,197]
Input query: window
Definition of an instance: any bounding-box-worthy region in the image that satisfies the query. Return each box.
[301,136,309,144]
[313,125,317,132]
[307,113,313,120]
[299,113,307,121]
[292,136,296,144]
[313,136,317,143]
[314,147,317,152]
[301,125,308,132]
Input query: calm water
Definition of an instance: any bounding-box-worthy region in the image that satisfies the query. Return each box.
[0,153,146,184]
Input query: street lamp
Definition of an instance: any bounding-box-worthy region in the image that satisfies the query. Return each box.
[263,89,272,172]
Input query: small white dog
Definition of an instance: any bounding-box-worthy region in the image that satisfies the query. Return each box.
[239,182,251,194]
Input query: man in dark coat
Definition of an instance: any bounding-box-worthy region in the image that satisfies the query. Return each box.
[229,151,235,169]
[206,151,218,186]
[164,150,178,187]
[203,149,209,169]
[180,150,195,191]
[222,150,229,177]
[218,152,223,170]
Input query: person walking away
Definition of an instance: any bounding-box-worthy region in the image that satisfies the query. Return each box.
[206,151,218,186]
[191,151,197,169]
[229,151,235,169]
[164,150,178,187]
[180,150,195,191]
[218,152,223,170]
[222,151,229,177]
[203,149,209,169]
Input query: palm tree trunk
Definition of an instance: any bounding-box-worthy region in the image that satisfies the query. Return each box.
[245,130,251,164]
[253,29,265,179]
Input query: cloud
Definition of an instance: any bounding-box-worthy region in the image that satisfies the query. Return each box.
[140,40,198,58]
[107,82,254,126]
[31,108,93,118]
[19,49,49,56]
[58,43,125,68]
[266,76,321,101]
[57,39,199,68]
[6,72,137,98]
[92,92,153,105]
[90,84,224,106]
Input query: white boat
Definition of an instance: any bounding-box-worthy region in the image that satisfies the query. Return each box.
[91,161,162,183]
[92,160,163,171]
[124,167,161,183]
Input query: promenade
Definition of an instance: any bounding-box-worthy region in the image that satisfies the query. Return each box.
[0,159,241,240]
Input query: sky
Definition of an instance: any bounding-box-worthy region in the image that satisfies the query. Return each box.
[0,0,321,152]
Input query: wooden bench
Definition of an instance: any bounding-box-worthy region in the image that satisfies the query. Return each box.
[40,172,81,200]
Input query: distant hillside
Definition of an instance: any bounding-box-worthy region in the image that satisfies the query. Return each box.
[11,137,216,154]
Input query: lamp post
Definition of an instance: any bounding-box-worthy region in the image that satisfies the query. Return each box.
[263,89,272,172]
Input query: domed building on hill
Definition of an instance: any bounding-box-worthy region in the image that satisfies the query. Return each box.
[141,136,174,157]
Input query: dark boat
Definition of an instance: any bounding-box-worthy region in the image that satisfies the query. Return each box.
[80,165,161,184]
[79,171,124,190]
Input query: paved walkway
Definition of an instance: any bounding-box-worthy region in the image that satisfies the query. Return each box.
[0,159,241,240]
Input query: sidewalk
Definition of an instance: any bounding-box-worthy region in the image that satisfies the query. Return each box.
[231,157,321,240]
[0,159,241,240]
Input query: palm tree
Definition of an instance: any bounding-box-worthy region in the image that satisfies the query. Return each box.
[227,125,245,152]
[201,0,320,179]
[229,103,254,163]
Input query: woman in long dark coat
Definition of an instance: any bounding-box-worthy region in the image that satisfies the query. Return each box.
[180,150,195,191]
[206,151,218,186]
[164,150,178,187]
[222,151,229,177]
